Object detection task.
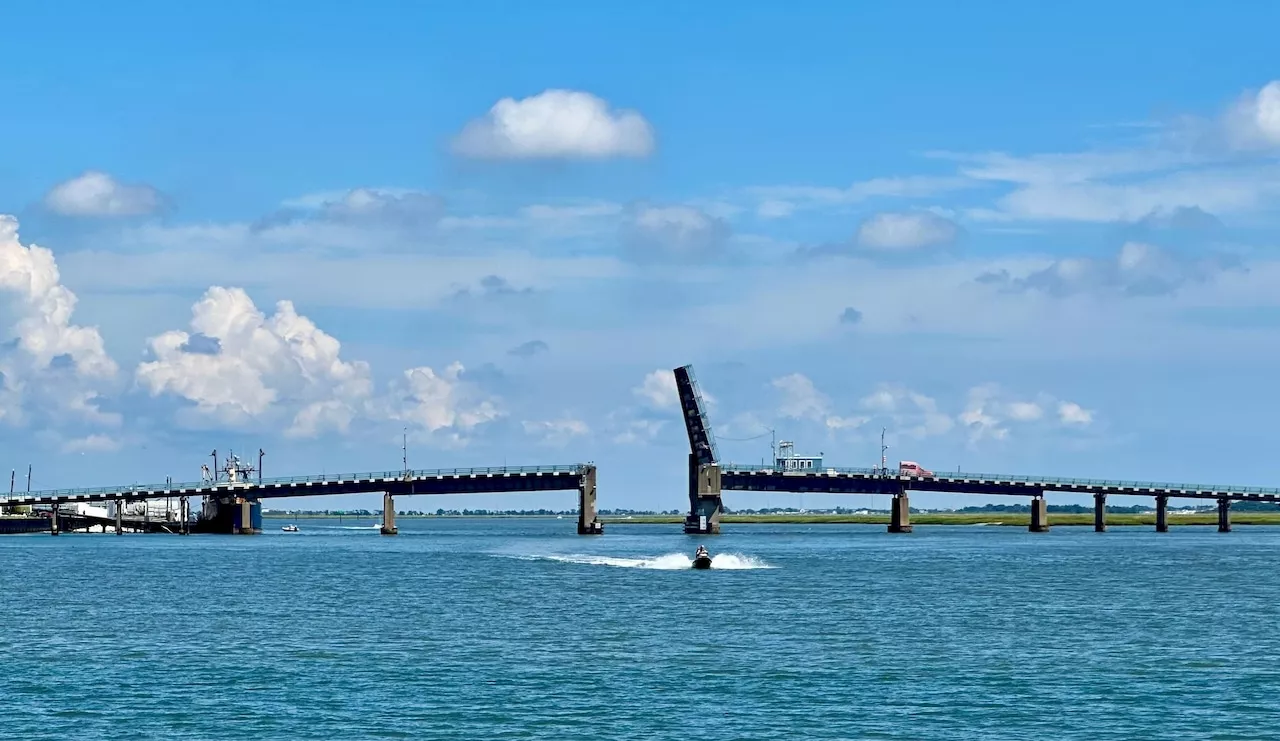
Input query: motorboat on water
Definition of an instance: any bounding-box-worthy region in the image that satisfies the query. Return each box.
[281,524,299,532]
[692,546,713,570]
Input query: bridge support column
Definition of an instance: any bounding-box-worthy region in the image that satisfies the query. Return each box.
[683,454,722,535]
[888,491,912,533]
[115,499,123,536]
[381,493,398,535]
[1093,493,1106,532]
[1217,497,1231,533]
[577,466,602,535]
[1029,495,1049,532]
[180,497,189,535]
[50,506,59,536]
[1155,495,1168,532]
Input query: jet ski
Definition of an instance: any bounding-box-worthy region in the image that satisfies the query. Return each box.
[692,546,712,570]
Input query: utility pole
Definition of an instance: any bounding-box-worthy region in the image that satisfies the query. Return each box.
[879,428,888,477]
[211,450,218,482]
[258,449,265,484]
[402,427,408,475]
[8,469,13,495]
[26,464,31,493]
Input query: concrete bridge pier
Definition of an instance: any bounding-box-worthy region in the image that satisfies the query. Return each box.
[381,492,398,535]
[115,499,123,535]
[1093,493,1107,532]
[684,454,723,535]
[180,497,190,535]
[1155,495,1169,532]
[1217,497,1231,533]
[1029,495,1049,532]
[50,506,60,536]
[888,490,912,533]
[577,465,603,535]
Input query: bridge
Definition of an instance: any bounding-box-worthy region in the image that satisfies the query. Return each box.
[0,464,602,536]
[672,364,1278,534]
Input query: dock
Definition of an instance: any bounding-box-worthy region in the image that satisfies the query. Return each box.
[0,464,602,536]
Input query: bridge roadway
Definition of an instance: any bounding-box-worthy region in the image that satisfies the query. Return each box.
[717,463,1280,533]
[720,463,1280,502]
[0,464,603,535]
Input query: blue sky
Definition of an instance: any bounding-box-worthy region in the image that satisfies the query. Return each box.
[2,1,1280,513]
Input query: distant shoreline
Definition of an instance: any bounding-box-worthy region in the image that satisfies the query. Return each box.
[263,512,1280,526]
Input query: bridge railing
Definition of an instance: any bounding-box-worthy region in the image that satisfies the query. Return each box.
[719,462,1280,496]
[1,464,589,502]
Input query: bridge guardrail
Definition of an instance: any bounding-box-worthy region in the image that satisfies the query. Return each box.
[719,463,1280,496]
[1,464,589,502]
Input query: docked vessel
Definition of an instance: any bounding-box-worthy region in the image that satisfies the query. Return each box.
[192,451,263,535]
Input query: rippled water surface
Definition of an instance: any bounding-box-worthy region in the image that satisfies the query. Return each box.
[3,519,1280,740]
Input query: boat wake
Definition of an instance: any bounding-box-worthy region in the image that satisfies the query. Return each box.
[509,552,774,570]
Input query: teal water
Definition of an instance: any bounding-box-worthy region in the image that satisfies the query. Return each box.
[3,520,1279,740]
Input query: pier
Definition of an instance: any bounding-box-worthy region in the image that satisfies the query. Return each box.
[0,464,603,536]
[671,364,1280,534]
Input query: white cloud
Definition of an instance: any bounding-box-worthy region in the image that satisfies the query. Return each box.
[136,286,373,436]
[856,211,960,251]
[62,433,123,454]
[859,384,954,440]
[0,217,117,378]
[451,89,654,160]
[44,171,164,217]
[522,417,590,446]
[1058,401,1093,426]
[978,241,1240,297]
[773,373,830,422]
[1225,80,1280,150]
[748,176,973,218]
[611,418,666,445]
[621,204,729,262]
[0,216,118,428]
[382,362,501,442]
[634,370,678,410]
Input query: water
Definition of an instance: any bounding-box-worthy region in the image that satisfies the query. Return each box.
[3,519,1279,740]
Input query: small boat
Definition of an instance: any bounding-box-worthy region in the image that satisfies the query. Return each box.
[692,546,713,570]
[281,524,299,532]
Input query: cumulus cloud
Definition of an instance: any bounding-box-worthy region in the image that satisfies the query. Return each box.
[136,286,373,436]
[634,370,679,409]
[856,211,960,251]
[452,89,655,160]
[522,417,590,446]
[859,384,953,439]
[1225,80,1280,150]
[620,204,730,263]
[382,363,501,443]
[1058,401,1093,425]
[959,384,1092,444]
[44,171,165,217]
[255,188,446,237]
[976,241,1241,297]
[772,373,868,431]
[0,217,117,378]
[0,216,118,427]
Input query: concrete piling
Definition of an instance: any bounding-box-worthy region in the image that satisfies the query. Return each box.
[1155,495,1168,532]
[381,493,398,535]
[577,465,602,534]
[1029,496,1049,532]
[1093,493,1107,532]
[888,492,912,533]
[115,499,123,536]
[1217,497,1231,533]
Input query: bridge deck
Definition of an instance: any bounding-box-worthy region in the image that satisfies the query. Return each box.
[0,465,592,507]
[721,464,1280,502]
